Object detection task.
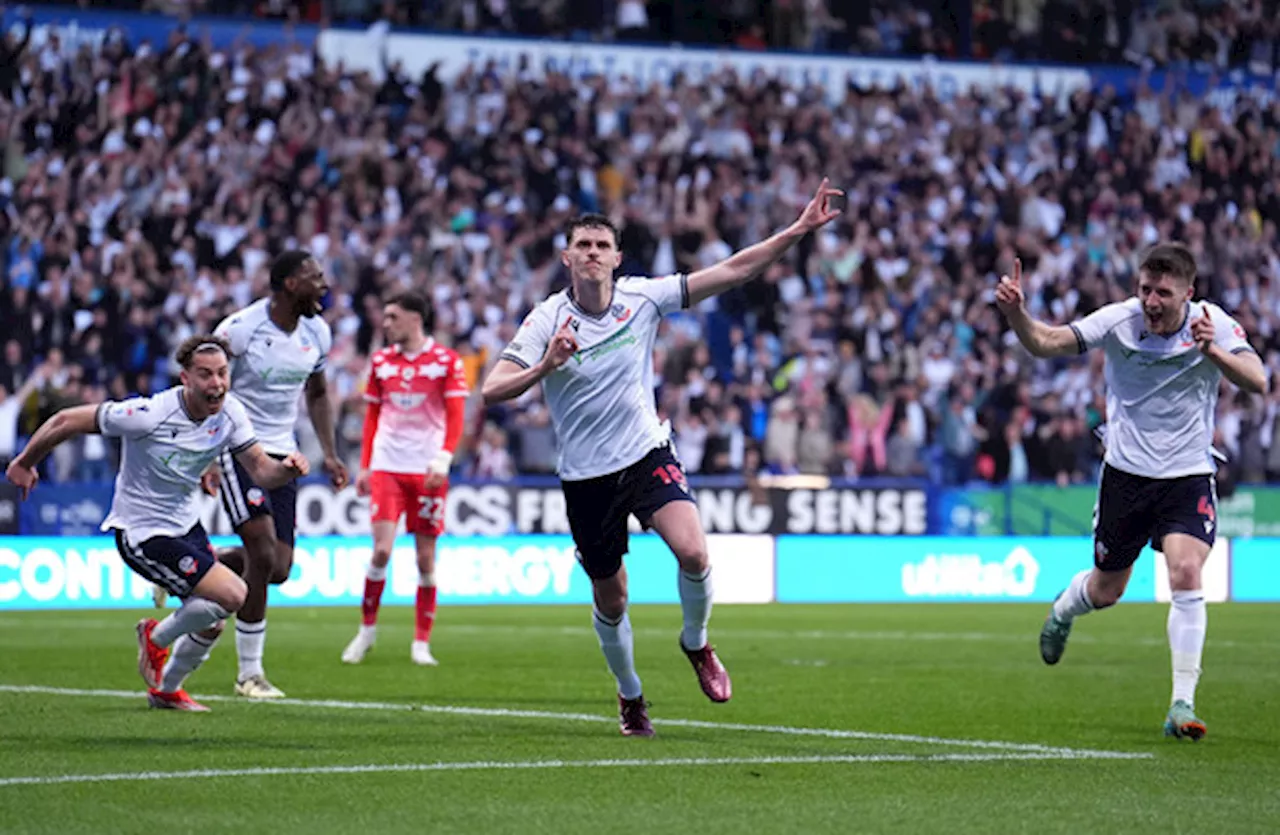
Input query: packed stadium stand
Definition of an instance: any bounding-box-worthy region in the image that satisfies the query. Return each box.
[1,0,1278,490]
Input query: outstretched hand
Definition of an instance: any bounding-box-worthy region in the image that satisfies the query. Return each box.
[994,257,1025,315]
[793,178,845,234]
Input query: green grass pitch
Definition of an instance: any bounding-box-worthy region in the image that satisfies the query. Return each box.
[0,603,1276,834]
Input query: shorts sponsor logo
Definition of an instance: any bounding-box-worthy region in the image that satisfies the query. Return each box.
[178,556,198,575]
[247,488,266,507]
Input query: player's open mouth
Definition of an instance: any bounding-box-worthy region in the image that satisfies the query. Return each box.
[207,393,225,407]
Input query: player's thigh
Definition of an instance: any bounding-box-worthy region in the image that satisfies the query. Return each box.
[563,474,630,582]
[1152,474,1217,590]
[266,476,299,549]
[631,444,704,572]
[406,478,448,539]
[114,525,226,604]
[217,450,277,550]
[1092,465,1157,575]
[191,562,249,613]
[369,471,408,532]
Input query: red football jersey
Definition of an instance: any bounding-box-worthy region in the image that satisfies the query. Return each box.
[364,340,468,474]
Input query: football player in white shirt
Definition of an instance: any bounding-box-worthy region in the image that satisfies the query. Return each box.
[206,250,350,700]
[5,336,309,711]
[996,243,1267,740]
[482,179,844,736]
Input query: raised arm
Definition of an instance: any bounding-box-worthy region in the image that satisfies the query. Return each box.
[685,178,844,307]
[482,321,579,405]
[994,258,1083,359]
[1193,303,1269,394]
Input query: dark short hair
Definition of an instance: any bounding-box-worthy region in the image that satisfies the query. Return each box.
[565,213,620,248]
[269,249,315,292]
[385,290,435,333]
[175,334,231,369]
[1140,243,1197,286]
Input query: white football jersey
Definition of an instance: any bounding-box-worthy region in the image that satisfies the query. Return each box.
[215,299,331,455]
[98,387,257,542]
[1070,298,1254,479]
[499,274,688,480]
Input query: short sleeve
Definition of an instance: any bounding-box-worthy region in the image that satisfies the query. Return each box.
[96,397,162,439]
[1068,301,1137,353]
[445,353,469,398]
[214,314,251,357]
[221,396,258,455]
[309,318,333,374]
[500,304,556,369]
[622,273,688,316]
[1206,304,1254,354]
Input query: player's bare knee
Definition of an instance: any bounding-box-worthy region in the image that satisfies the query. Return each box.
[1166,560,1203,591]
[371,546,393,568]
[268,550,294,585]
[592,575,627,618]
[221,575,248,612]
[675,542,709,574]
[1090,578,1126,609]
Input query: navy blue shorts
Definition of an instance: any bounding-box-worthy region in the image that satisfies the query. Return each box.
[114,524,217,600]
[217,449,298,546]
[1093,464,1217,572]
[562,442,696,580]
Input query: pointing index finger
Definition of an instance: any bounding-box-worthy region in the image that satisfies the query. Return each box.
[1013,257,1022,284]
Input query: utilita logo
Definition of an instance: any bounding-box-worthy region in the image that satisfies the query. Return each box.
[901,547,1040,598]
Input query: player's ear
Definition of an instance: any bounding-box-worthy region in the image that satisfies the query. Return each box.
[560,246,572,269]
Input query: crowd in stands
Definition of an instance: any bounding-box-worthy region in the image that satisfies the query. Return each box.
[37,0,1280,71]
[1,5,1279,490]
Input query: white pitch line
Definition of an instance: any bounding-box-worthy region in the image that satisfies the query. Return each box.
[0,685,1151,760]
[0,751,1146,789]
[440,624,1253,650]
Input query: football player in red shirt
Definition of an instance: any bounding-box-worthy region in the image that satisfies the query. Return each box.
[341,291,468,666]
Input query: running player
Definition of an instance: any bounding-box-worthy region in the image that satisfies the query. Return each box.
[4,336,309,711]
[341,291,468,666]
[482,179,844,736]
[211,250,350,698]
[995,243,1267,740]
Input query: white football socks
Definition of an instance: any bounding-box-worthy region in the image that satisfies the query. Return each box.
[1168,589,1207,707]
[151,597,230,648]
[593,608,643,700]
[1052,569,1096,623]
[678,567,713,651]
[236,619,267,679]
[160,631,219,693]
